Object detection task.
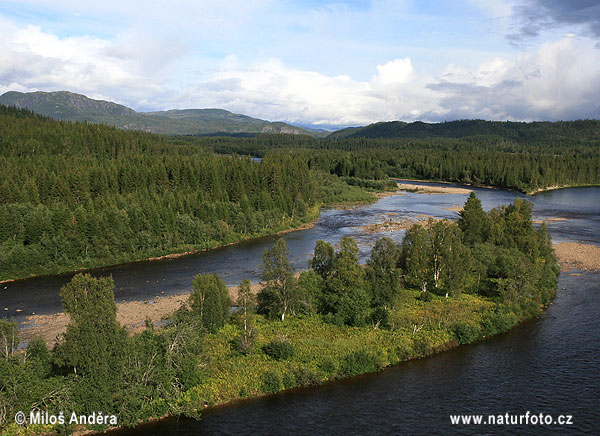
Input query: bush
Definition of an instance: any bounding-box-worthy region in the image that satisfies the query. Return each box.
[481,309,517,336]
[282,371,296,389]
[418,291,434,302]
[412,337,433,357]
[262,340,295,360]
[369,306,390,329]
[233,329,257,355]
[393,342,413,363]
[262,370,282,394]
[453,321,482,344]
[340,350,379,377]
[318,358,338,378]
[293,366,321,387]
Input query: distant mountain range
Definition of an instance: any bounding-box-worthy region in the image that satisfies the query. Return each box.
[3,90,598,141]
[0,91,327,137]
[327,118,600,141]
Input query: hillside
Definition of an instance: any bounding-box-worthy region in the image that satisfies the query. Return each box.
[328,119,600,144]
[0,90,322,136]
[0,104,326,280]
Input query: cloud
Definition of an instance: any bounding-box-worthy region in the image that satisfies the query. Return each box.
[507,0,600,44]
[427,37,600,121]
[1,12,600,124]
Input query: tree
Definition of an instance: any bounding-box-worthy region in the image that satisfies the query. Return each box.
[439,223,472,298]
[233,279,258,354]
[0,319,18,360]
[400,224,432,292]
[236,279,256,333]
[309,240,335,280]
[257,238,299,321]
[53,273,127,410]
[190,273,230,333]
[325,237,370,326]
[458,192,490,246]
[366,237,400,307]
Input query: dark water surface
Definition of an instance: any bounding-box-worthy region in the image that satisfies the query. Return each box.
[3,184,599,434]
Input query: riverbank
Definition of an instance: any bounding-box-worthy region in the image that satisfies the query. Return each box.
[0,206,323,284]
[395,182,472,195]
[526,183,600,195]
[19,281,265,346]
[553,241,600,272]
[20,229,595,347]
[105,289,541,436]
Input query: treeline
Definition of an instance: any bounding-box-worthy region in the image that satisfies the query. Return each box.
[0,194,559,434]
[0,106,325,280]
[329,119,600,143]
[177,129,600,192]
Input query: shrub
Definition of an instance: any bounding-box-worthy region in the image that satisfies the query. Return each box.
[412,337,433,357]
[340,350,379,377]
[293,366,321,387]
[418,291,434,302]
[369,306,390,329]
[262,370,282,394]
[481,309,517,336]
[453,321,482,344]
[318,358,338,378]
[393,342,413,363]
[262,340,295,360]
[282,371,296,389]
[233,329,257,355]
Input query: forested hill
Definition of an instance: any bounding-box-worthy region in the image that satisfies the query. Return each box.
[0,105,328,280]
[0,90,320,136]
[328,119,600,145]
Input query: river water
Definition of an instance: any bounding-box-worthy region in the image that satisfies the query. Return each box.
[3,183,600,434]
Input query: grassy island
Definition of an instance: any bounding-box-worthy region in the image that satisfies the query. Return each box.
[0,192,559,435]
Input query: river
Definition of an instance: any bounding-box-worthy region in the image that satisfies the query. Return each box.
[3,183,600,434]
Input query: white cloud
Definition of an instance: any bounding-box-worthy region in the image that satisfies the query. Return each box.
[1,13,599,124]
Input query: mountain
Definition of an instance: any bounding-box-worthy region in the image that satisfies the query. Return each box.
[326,119,600,142]
[0,90,321,136]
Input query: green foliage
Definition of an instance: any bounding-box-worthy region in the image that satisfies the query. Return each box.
[257,239,301,321]
[190,273,230,333]
[453,321,482,344]
[323,237,370,326]
[0,319,18,360]
[417,291,434,302]
[369,306,391,329]
[53,274,127,411]
[261,370,282,394]
[262,340,295,361]
[340,350,380,377]
[292,366,321,387]
[309,239,335,280]
[366,237,401,306]
[295,270,324,315]
[400,220,471,297]
[458,192,491,246]
[0,107,321,280]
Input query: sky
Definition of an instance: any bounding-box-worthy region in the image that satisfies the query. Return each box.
[1,0,599,126]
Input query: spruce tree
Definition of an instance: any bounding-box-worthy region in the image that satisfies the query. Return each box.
[458,192,490,246]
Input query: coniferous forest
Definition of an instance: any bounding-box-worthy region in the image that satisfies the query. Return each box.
[1,105,599,280]
[0,106,326,280]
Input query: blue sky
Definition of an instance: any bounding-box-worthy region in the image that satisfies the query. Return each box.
[1,0,599,125]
